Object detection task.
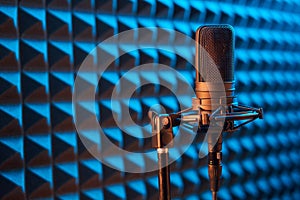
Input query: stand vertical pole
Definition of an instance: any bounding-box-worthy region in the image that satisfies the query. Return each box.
[157,148,171,200]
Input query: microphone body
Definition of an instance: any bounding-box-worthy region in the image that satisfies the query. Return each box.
[194,25,235,123]
[195,25,235,199]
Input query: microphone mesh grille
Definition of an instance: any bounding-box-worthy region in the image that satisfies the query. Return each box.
[198,25,234,82]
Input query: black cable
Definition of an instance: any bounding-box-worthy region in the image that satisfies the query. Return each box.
[212,191,217,200]
[208,135,222,200]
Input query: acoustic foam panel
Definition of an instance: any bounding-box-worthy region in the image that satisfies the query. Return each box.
[0,0,300,199]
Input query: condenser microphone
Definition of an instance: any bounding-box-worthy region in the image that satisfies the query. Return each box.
[195,25,235,200]
[150,25,262,200]
[195,25,235,123]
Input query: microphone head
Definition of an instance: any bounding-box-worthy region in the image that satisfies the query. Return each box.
[193,25,236,111]
[196,25,234,83]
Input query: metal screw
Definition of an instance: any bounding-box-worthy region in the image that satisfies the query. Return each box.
[162,117,169,126]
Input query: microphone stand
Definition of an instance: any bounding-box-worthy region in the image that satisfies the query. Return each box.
[150,113,181,200]
[157,148,171,200]
[150,105,263,200]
